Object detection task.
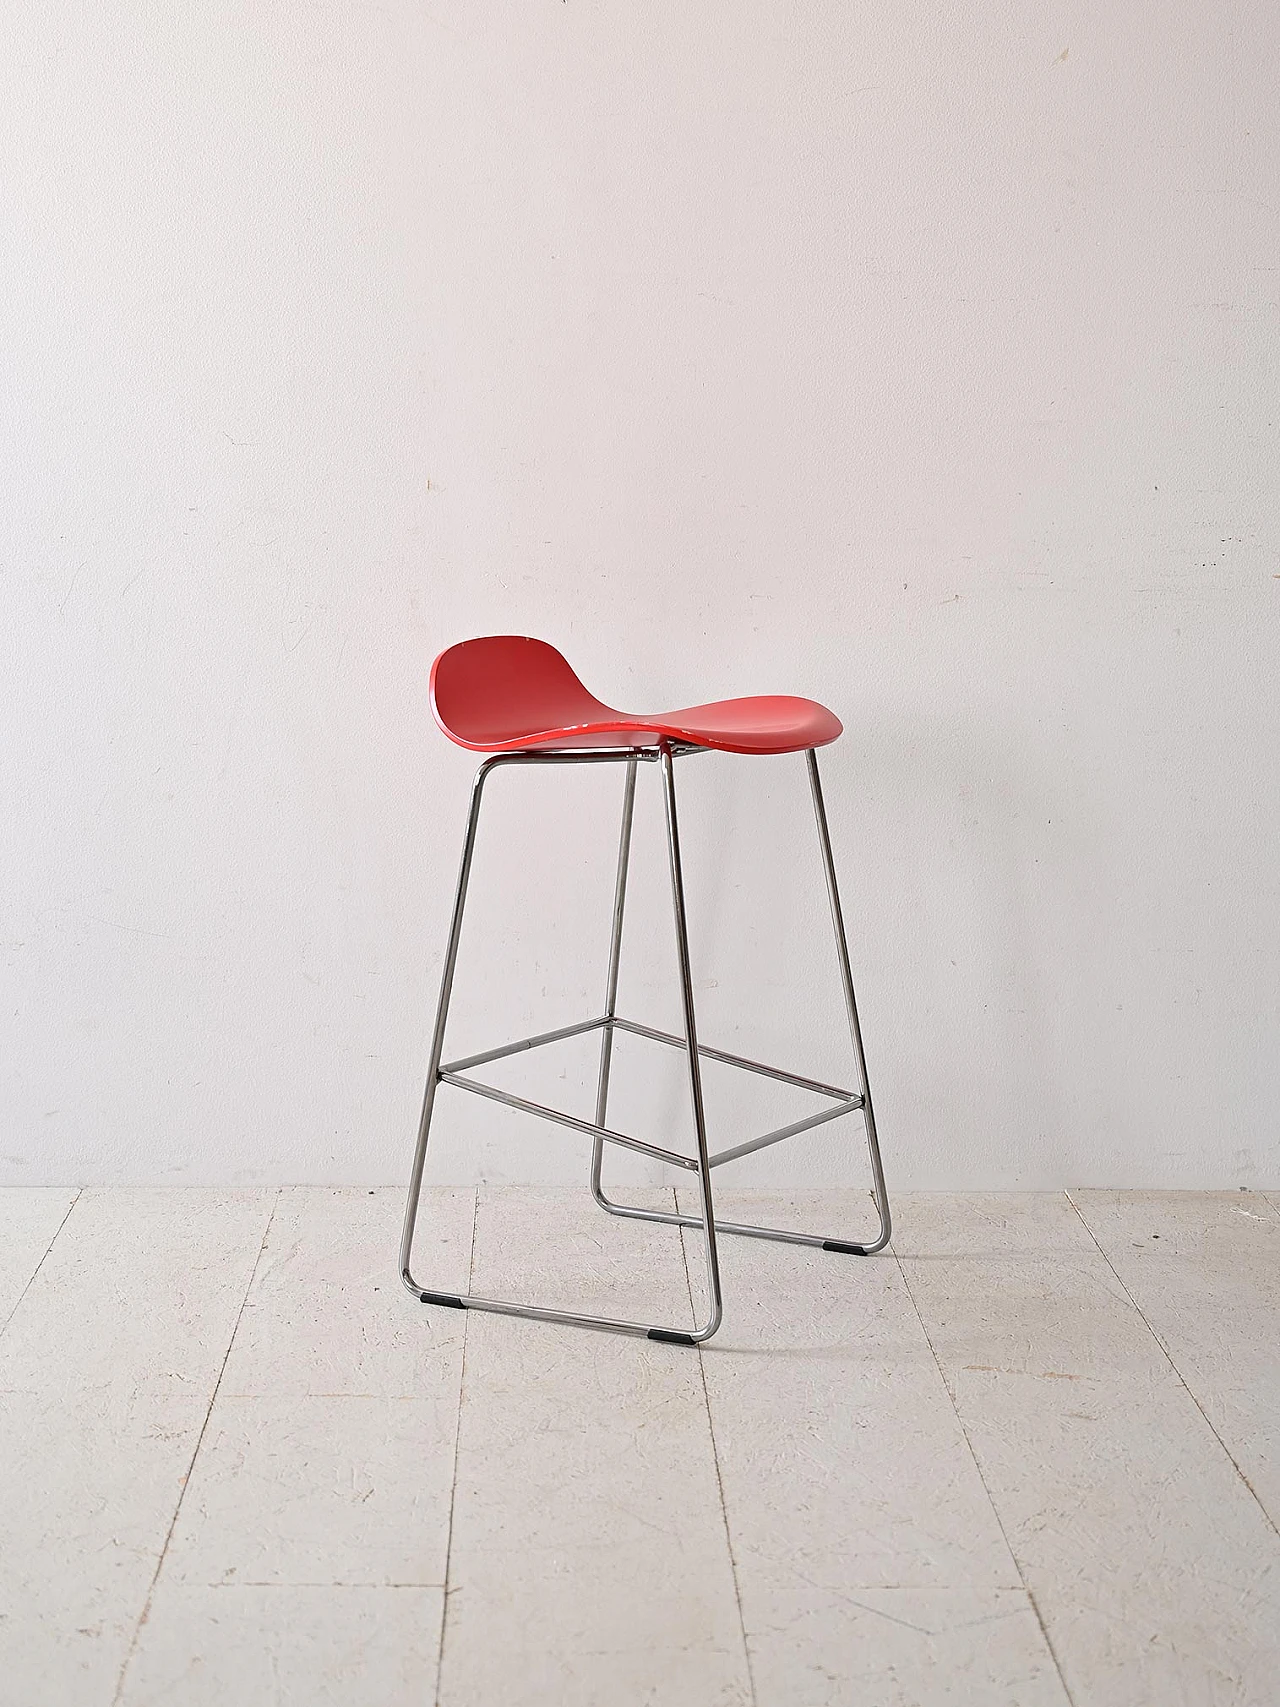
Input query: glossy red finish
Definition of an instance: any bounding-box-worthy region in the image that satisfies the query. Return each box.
[430,636,843,756]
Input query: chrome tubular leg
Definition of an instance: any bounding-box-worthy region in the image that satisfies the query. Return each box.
[659,743,723,1340]
[807,746,892,1253]
[592,749,891,1257]
[590,758,638,1205]
[399,757,499,1296]
[401,744,720,1344]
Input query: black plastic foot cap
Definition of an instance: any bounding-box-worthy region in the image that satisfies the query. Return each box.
[822,1238,868,1255]
[647,1327,697,1346]
[421,1290,465,1308]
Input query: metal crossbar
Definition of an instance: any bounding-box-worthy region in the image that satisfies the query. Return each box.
[437,1065,698,1171]
[610,1016,858,1102]
[435,1012,863,1172]
[439,1015,610,1076]
[400,741,892,1345]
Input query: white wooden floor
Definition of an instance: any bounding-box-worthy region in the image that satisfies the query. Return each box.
[2,1189,1279,1707]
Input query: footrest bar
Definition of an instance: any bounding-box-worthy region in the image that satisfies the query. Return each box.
[440,1014,609,1076]
[612,1016,857,1102]
[439,1069,698,1170]
[708,1096,863,1167]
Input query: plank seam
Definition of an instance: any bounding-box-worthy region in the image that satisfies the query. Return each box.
[0,1187,82,1344]
[1065,1189,1280,1542]
[111,1188,282,1706]
[434,1186,478,1707]
[676,1190,759,1707]
[893,1228,1078,1707]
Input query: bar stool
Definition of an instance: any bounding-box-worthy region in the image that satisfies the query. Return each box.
[399,636,891,1344]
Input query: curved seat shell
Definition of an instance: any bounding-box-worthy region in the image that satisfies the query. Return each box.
[430,636,842,756]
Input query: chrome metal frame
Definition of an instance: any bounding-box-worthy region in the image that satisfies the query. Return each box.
[400,740,891,1345]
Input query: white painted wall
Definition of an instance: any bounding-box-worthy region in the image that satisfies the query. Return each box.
[3,2,1277,1190]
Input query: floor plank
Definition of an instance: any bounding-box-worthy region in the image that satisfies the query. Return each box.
[0,1189,275,1707]
[158,1394,459,1590]
[121,1189,473,1702]
[895,1192,1280,1707]
[0,1388,210,1707]
[0,1188,274,1402]
[743,1585,1071,1707]
[437,1188,752,1707]
[0,1187,78,1329]
[117,1585,440,1707]
[1069,1189,1280,1533]
[219,1186,475,1401]
[9,1187,1280,1706]
[681,1189,1069,1707]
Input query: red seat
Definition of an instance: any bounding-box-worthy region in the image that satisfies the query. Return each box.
[430,636,842,756]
